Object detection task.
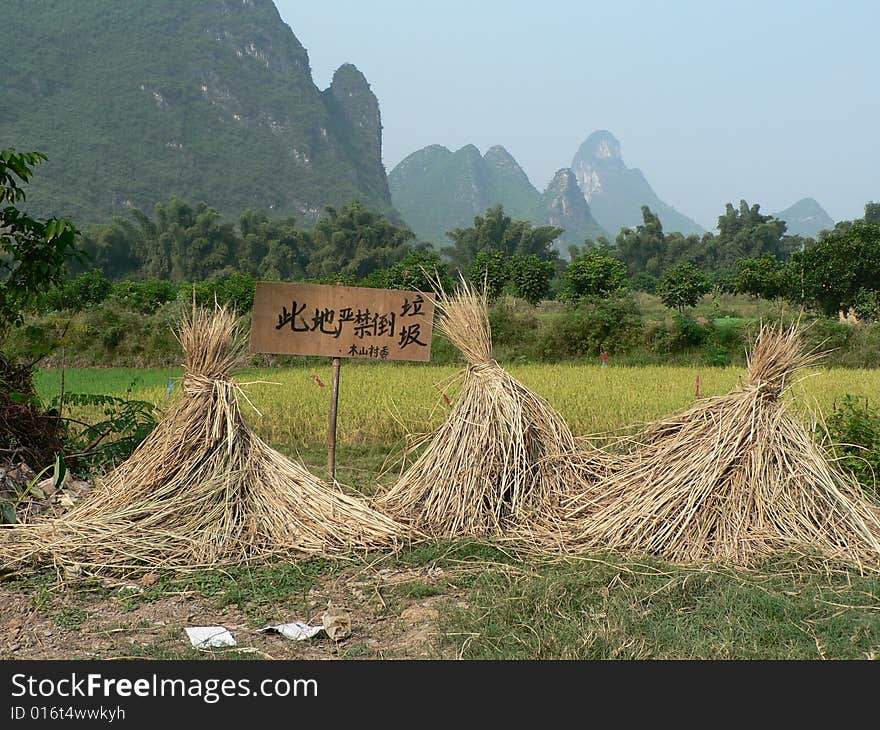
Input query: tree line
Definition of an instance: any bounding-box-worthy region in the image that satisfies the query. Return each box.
[53,194,880,321]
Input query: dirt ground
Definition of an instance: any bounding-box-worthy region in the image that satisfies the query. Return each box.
[0,565,464,661]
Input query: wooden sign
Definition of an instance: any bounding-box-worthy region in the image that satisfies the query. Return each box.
[249,282,435,362]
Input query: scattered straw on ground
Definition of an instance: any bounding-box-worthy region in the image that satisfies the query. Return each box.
[378,280,607,538]
[0,306,402,575]
[561,323,880,570]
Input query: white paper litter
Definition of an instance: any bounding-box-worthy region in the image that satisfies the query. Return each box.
[185,626,236,648]
[259,621,324,641]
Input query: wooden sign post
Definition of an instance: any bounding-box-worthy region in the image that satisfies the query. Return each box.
[249,282,435,481]
[328,354,341,480]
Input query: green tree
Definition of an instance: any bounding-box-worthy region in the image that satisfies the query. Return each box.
[822,201,880,240]
[697,200,787,271]
[77,220,142,279]
[238,211,309,280]
[192,272,256,312]
[629,271,658,293]
[614,206,666,276]
[0,149,80,472]
[506,254,555,306]
[789,222,880,316]
[156,199,239,281]
[79,198,241,281]
[444,204,562,273]
[567,237,614,261]
[362,247,451,293]
[559,247,629,304]
[0,149,80,332]
[611,206,705,276]
[734,254,786,301]
[308,201,415,278]
[663,231,704,268]
[469,249,509,299]
[42,270,112,312]
[657,263,711,313]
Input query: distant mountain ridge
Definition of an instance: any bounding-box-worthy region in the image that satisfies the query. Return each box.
[773,197,835,238]
[389,145,605,253]
[1,0,394,223]
[570,130,704,236]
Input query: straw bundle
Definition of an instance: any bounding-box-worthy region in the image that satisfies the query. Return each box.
[379,281,605,538]
[563,323,880,569]
[0,306,401,574]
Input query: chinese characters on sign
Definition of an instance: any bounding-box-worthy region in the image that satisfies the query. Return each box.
[249,282,435,362]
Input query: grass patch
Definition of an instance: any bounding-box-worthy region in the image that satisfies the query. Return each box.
[439,555,880,659]
[6,559,336,627]
[130,559,336,625]
[386,540,523,571]
[396,581,444,600]
[51,606,89,631]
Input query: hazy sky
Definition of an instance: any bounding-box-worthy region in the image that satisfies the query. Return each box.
[276,0,878,229]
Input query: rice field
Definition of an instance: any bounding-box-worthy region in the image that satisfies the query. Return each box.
[35,362,880,452]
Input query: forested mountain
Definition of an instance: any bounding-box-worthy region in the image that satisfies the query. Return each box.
[388,145,536,245]
[0,0,394,223]
[570,130,704,236]
[774,198,835,238]
[388,144,605,253]
[541,169,605,249]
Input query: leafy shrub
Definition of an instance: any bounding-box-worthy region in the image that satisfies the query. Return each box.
[361,249,452,293]
[191,272,256,313]
[489,304,541,360]
[801,318,852,357]
[540,295,641,358]
[42,270,112,312]
[110,279,178,313]
[73,301,173,366]
[641,319,674,354]
[702,343,732,366]
[53,390,158,475]
[712,317,746,351]
[629,272,658,294]
[821,394,880,493]
[838,322,880,368]
[671,313,708,348]
[853,288,880,323]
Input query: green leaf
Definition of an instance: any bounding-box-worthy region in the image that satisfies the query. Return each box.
[0,501,17,525]
[53,453,67,490]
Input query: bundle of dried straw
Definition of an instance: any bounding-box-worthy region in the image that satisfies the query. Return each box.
[0,306,401,574]
[562,323,880,569]
[379,281,605,538]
